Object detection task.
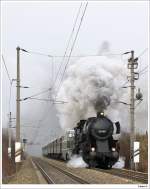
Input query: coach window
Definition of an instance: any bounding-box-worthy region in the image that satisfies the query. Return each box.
[67,140,70,148]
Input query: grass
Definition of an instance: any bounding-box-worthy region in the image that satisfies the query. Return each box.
[119,131,148,172]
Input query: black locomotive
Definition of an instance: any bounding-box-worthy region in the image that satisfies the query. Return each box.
[73,112,121,168]
[42,112,121,169]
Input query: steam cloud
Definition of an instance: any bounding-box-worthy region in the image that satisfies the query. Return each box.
[112,157,125,169]
[55,43,147,168]
[56,54,127,131]
[67,155,88,168]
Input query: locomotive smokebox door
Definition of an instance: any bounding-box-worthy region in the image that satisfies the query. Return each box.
[96,140,109,153]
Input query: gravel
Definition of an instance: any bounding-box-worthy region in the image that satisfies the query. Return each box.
[42,157,138,184]
[7,156,139,184]
[8,157,39,184]
[34,158,80,184]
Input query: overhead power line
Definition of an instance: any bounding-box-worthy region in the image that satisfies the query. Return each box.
[59,2,88,83]
[120,65,148,89]
[139,70,148,77]
[21,48,122,58]
[2,55,12,83]
[21,48,53,57]
[55,2,88,96]
[30,94,54,143]
[20,96,68,104]
[2,55,14,113]
[26,88,51,98]
[137,48,148,58]
[52,3,83,90]
[135,100,143,110]
[20,88,51,101]
[139,65,148,74]
[9,82,13,112]
[27,97,68,103]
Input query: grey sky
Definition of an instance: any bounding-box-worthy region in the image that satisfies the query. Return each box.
[2,1,148,155]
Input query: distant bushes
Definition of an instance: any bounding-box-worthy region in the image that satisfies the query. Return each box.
[119,131,148,172]
[136,133,148,172]
[2,129,16,183]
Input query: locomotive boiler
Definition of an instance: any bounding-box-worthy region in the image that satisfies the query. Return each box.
[73,112,121,168]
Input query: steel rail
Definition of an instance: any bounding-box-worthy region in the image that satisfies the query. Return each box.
[32,159,55,184]
[94,168,148,184]
[39,158,89,184]
[48,163,89,184]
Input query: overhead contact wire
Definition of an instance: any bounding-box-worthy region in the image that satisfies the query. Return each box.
[52,3,83,90]
[55,2,88,97]
[2,55,12,83]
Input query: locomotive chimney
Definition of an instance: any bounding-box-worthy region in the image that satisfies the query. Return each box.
[97,112,104,117]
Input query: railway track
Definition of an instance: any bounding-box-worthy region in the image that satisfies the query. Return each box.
[31,159,55,184]
[94,167,148,184]
[32,157,89,184]
[33,157,148,184]
[44,159,90,184]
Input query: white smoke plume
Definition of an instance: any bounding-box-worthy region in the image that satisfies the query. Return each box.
[56,55,128,131]
[98,41,110,55]
[67,155,88,168]
[112,157,125,169]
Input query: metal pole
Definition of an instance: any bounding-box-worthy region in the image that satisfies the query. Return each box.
[16,47,20,142]
[8,112,12,148]
[130,50,135,170]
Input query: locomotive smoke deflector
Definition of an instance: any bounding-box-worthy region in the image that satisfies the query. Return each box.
[115,121,120,134]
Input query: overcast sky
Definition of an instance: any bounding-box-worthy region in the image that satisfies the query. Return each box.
[2,1,148,155]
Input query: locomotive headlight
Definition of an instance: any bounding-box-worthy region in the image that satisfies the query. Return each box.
[112,147,116,152]
[91,147,95,152]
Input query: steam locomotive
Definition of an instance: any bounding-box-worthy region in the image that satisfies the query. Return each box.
[42,112,121,169]
[73,112,120,168]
